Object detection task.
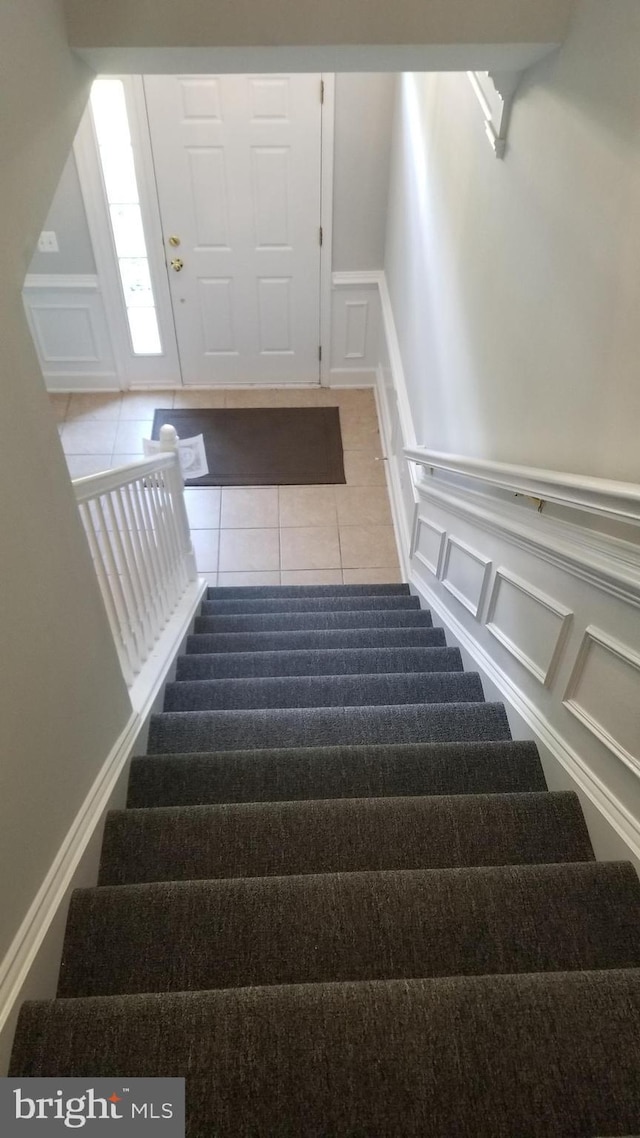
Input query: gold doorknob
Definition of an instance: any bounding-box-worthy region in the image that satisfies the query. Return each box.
[170,258,184,272]
[168,235,181,247]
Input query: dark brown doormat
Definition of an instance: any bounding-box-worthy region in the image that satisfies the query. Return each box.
[152,406,345,486]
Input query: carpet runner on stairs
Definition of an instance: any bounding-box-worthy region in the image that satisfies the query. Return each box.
[10,582,640,1136]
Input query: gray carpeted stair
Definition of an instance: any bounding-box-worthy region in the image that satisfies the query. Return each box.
[58,862,640,998]
[11,973,640,1136]
[127,740,547,807]
[11,581,640,1134]
[147,701,510,753]
[187,625,447,653]
[163,670,484,711]
[176,644,463,679]
[98,792,593,885]
[193,608,434,633]
[201,594,421,614]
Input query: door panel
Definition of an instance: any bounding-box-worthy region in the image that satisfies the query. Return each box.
[144,75,322,386]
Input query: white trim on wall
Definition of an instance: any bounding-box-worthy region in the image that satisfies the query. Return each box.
[23,274,99,291]
[319,74,335,386]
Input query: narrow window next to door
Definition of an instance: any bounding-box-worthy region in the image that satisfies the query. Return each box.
[90,79,162,355]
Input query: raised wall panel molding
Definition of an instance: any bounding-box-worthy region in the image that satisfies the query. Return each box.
[330,273,381,375]
[563,627,640,778]
[440,535,492,619]
[411,513,446,578]
[410,572,640,867]
[467,70,521,159]
[485,568,573,687]
[415,475,640,611]
[23,281,117,384]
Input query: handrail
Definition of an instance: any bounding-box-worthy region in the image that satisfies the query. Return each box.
[73,427,197,686]
[73,452,176,504]
[404,446,640,524]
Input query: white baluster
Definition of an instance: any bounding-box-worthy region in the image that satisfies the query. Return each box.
[95,496,141,676]
[79,501,134,685]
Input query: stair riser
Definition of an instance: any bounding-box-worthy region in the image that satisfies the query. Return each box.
[187,628,447,653]
[163,672,485,712]
[147,702,511,754]
[175,646,463,680]
[194,611,434,634]
[59,863,640,998]
[98,792,593,886]
[207,584,410,599]
[201,596,421,615]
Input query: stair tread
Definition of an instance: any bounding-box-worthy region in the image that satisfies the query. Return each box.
[59,862,640,998]
[99,791,594,885]
[12,971,640,1137]
[176,645,463,680]
[127,740,547,807]
[163,671,485,712]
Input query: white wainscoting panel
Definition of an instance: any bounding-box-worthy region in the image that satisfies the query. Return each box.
[564,627,640,777]
[330,272,380,384]
[412,514,446,578]
[440,535,492,619]
[23,275,118,390]
[486,568,573,687]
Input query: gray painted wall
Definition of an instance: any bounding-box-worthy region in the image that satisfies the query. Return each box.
[28,151,95,275]
[0,0,131,1032]
[332,74,396,271]
[385,0,640,483]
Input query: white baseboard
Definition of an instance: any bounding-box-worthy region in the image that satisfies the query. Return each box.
[410,571,640,872]
[328,369,376,387]
[0,577,207,1074]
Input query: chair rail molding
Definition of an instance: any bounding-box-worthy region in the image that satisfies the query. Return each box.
[405,446,640,525]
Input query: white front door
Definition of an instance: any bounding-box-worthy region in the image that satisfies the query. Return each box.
[144,74,323,386]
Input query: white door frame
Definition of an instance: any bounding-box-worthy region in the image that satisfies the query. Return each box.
[319,73,335,387]
[75,72,335,389]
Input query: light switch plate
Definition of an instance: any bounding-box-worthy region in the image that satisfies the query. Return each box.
[37,231,59,253]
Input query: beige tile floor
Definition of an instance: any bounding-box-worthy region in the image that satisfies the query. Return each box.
[51,388,402,587]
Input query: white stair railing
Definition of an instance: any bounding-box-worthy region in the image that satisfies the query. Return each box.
[73,425,197,686]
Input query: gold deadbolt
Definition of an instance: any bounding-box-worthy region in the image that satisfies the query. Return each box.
[170,258,184,272]
[168,235,181,247]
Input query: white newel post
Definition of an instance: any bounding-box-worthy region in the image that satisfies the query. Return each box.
[159,424,198,582]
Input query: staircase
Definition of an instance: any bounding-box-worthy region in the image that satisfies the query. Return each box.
[10,583,640,1134]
